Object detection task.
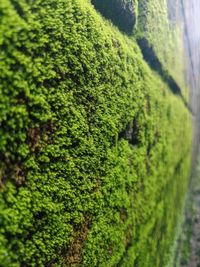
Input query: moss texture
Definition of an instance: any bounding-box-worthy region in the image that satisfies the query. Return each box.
[136,0,187,98]
[0,0,192,266]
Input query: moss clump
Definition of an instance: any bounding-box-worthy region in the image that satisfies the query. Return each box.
[0,0,191,266]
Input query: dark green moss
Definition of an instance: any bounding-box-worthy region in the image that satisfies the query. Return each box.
[91,0,136,34]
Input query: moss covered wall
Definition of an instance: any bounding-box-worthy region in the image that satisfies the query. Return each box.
[0,0,192,266]
[136,0,187,98]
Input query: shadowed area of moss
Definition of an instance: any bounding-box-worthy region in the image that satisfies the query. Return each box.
[91,0,137,34]
[136,0,187,98]
[0,0,192,266]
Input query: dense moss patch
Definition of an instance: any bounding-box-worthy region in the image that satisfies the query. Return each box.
[0,0,191,266]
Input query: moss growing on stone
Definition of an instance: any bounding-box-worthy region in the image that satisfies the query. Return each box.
[0,0,192,266]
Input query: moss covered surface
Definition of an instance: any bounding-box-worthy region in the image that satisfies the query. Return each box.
[136,0,187,98]
[0,0,192,266]
[91,0,137,34]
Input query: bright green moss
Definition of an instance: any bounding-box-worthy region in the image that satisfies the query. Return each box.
[0,0,192,266]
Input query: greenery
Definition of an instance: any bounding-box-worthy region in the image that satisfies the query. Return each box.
[174,155,200,267]
[136,0,187,98]
[91,0,137,34]
[0,0,192,266]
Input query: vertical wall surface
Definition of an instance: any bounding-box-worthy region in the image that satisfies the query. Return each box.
[182,0,200,160]
[0,0,197,266]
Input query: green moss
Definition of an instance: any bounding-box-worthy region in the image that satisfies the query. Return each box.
[91,0,137,34]
[0,0,192,266]
[136,0,187,98]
